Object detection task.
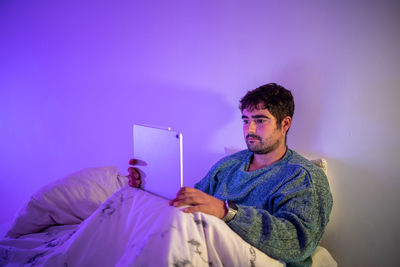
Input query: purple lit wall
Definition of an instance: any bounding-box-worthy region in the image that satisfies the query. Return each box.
[1,1,399,266]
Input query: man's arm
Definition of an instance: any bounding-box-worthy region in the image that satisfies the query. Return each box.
[194,166,332,264]
[170,179,326,263]
[226,171,332,263]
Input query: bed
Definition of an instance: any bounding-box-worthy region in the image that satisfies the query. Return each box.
[0,164,337,266]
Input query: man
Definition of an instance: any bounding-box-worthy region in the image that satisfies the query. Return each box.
[128,83,333,267]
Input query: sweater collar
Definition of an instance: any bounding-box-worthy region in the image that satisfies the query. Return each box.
[243,147,292,173]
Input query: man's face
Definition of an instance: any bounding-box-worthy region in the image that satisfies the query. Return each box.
[242,108,286,154]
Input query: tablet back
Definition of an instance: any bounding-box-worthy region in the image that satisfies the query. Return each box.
[133,124,183,200]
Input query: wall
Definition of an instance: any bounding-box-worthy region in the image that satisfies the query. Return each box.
[1,1,399,266]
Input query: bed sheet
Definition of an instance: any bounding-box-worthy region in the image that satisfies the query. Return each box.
[1,166,336,267]
[0,186,284,266]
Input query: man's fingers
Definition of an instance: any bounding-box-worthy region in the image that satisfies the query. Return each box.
[169,187,226,218]
[127,158,142,189]
[170,192,206,207]
[169,187,211,207]
[169,197,188,207]
[128,177,141,187]
[171,196,196,207]
[128,167,139,177]
[183,205,206,213]
[175,187,203,198]
[178,187,196,193]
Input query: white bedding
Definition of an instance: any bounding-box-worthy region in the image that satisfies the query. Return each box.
[0,167,284,266]
[0,166,336,267]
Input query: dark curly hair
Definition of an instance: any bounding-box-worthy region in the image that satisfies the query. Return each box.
[239,83,295,129]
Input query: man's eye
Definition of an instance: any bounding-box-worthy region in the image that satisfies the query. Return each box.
[255,119,265,124]
[243,120,249,124]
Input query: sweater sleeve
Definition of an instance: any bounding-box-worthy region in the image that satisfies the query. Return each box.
[227,168,332,263]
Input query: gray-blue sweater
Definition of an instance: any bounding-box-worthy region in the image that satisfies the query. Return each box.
[194,148,333,267]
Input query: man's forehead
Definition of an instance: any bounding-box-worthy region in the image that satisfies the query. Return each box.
[242,107,272,116]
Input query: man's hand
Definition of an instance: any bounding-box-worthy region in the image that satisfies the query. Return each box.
[169,187,227,219]
[127,159,141,188]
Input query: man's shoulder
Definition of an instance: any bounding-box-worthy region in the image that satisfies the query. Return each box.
[285,149,327,179]
[285,149,333,210]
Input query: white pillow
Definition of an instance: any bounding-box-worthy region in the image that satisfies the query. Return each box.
[310,158,328,176]
[6,166,127,238]
[311,246,338,267]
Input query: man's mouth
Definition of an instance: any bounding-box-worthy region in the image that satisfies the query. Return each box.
[246,135,261,142]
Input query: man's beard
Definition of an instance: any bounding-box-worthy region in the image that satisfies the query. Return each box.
[246,134,281,155]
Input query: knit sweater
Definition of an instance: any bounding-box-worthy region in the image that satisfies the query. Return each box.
[194,148,333,267]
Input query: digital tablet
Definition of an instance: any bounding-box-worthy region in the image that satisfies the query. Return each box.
[133,124,183,200]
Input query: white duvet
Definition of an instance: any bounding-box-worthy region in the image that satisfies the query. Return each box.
[0,167,284,267]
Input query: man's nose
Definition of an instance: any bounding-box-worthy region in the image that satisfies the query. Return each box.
[248,120,256,133]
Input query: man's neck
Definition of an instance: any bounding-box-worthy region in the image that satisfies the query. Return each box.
[248,145,287,172]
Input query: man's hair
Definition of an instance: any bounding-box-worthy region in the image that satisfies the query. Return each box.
[239,83,295,129]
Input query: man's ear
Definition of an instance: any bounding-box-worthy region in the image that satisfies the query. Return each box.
[281,116,292,134]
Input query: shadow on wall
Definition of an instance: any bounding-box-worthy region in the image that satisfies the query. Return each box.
[272,63,327,153]
[319,157,399,267]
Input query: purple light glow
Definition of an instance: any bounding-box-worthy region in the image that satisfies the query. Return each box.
[1,1,399,266]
